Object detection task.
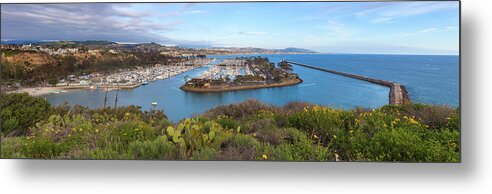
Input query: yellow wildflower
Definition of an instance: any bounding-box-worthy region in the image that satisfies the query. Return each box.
[409,118,419,125]
[333,135,337,139]
[314,134,319,139]
[262,154,268,160]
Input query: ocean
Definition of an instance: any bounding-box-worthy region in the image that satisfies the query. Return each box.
[43,54,459,122]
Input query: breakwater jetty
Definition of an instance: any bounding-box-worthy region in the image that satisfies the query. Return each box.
[285,60,410,105]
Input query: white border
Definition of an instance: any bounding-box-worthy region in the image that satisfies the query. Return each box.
[2,0,492,193]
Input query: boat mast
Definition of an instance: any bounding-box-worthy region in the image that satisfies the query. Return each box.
[114,84,119,109]
[103,85,108,108]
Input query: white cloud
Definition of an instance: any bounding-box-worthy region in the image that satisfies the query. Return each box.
[418,28,438,33]
[238,31,266,36]
[363,2,458,23]
[184,10,204,15]
[326,20,352,38]
[445,26,458,31]
[0,4,187,44]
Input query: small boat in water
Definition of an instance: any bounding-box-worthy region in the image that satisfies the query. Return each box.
[142,80,149,85]
[151,101,158,106]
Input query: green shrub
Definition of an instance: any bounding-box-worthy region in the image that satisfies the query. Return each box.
[446,110,460,131]
[218,134,260,160]
[378,103,457,131]
[281,101,312,114]
[204,99,277,119]
[21,137,71,158]
[231,134,260,148]
[190,147,218,160]
[270,143,331,161]
[128,136,177,160]
[288,105,356,144]
[0,99,460,162]
[1,136,25,158]
[255,127,286,145]
[81,147,127,160]
[340,124,459,162]
[110,121,158,145]
[284,127,310,144]
[0,93,51,136]
[216,116,239,130]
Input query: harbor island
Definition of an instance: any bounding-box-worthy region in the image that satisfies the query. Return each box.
[180,57,302,92]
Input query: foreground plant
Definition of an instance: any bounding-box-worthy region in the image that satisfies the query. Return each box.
[0,94,460,162]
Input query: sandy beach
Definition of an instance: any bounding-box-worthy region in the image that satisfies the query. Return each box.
[7,86,86,96]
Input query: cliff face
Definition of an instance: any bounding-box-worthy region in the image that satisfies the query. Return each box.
[1,47,187,86]
[3,51,55,71]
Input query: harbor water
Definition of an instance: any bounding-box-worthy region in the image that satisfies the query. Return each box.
[44,54,459,122]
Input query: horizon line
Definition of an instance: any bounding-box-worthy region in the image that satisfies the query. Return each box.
[1,39,459,56]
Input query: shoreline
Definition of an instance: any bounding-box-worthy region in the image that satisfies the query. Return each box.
[6,64,204,97]
[180,78,303,93]
[6,83,143,97]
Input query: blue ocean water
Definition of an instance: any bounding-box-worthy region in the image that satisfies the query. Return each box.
[44,54,459,122]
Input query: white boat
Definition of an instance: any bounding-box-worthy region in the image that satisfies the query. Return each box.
[142,80,149,85]
[151,101,158,106]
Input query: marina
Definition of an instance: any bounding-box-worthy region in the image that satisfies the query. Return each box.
[92,58,214,88]
[41,54,458,122]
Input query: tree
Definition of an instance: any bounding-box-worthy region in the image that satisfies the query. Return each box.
[48,77,58,85]
[0,93,52,136]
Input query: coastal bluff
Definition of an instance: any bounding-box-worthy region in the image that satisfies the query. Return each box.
[285,60,410,105]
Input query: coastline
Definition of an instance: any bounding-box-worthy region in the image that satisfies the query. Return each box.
[6,64,204,97]
[180,78,303,93]
[7,87,74,96]
[6,84,143,97]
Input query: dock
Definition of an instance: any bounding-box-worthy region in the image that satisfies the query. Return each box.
[284,60,410,105]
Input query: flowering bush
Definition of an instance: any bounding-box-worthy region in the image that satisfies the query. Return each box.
[1,98,460,162]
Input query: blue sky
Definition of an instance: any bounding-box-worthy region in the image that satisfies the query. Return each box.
[1,2,459,54]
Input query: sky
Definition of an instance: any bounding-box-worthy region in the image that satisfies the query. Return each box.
[1,2,459,54]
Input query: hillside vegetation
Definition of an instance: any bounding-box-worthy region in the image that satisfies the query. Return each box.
[0,93,459,162]
[1,49,184,85]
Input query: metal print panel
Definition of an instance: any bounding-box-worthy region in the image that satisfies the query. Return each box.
[0,1,460,162]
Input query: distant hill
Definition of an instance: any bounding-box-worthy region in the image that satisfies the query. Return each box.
[208,47,317,54]
[72,40,117,46]
[275,47,317,53]
[1,40,118,47]
[2,40,318,54]
[1,39,48,45]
